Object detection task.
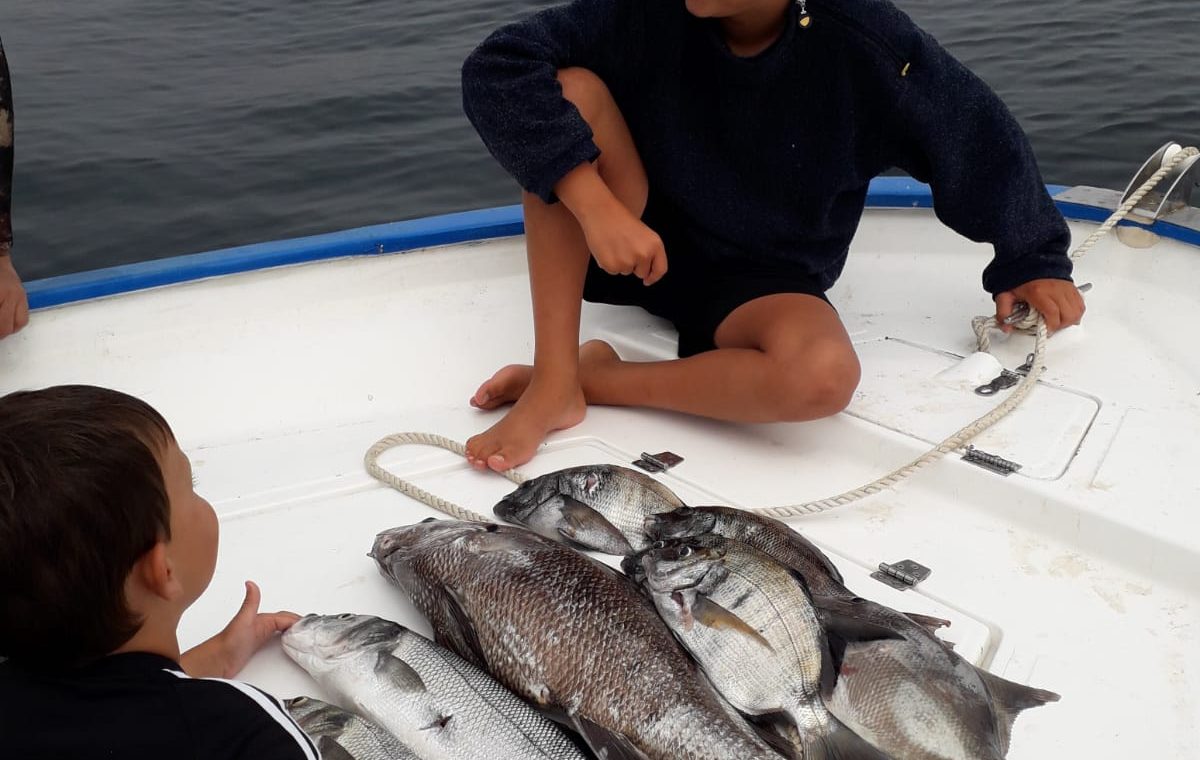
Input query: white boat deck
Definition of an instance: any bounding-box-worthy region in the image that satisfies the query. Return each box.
[3,207,1198,757]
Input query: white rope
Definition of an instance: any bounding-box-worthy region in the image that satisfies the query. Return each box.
[363,432,528,522]
[757,145,1198,519]
[364,147,1196,524]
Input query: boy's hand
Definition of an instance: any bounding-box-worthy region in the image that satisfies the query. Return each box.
[0,254,29,339]
[581,202,668,286]
[180,581,300,679]
[995,278,1085,333]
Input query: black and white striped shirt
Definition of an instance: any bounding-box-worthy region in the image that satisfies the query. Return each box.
[0,652,318,759]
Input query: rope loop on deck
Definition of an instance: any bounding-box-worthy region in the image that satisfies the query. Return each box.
[363,432,527,523]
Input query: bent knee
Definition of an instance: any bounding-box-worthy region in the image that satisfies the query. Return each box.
[771,346,861,421]
[556,67,612,120]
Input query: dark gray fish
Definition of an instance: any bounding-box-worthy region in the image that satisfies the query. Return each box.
[286,695,419,760]
[639,534,891,760]
[370,520,786,760]
[814,595,1059,760]
[281,614,586,760]
[495,465,685,554]
[644,506,849,596]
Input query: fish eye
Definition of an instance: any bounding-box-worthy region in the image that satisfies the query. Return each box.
[485,523,500,533]
[679,546,693,558]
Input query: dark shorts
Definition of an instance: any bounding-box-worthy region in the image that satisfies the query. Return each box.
[582,194,830,358]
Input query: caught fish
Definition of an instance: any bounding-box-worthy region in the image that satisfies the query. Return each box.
[495,465,685,554]
[639,534,891,760]
[644,506,849,597]
[281,614,586,760]
[814,595,1059,760]
[370,519,787,760]
[285,695,419,760]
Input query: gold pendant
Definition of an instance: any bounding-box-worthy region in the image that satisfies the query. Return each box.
[799,12,812,28]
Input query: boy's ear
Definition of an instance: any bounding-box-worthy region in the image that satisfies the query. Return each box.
[132,541,183,602]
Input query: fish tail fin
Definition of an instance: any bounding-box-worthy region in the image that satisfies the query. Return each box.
[974,668,1061,753]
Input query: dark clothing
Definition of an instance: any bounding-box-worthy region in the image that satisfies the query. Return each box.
[0,34,13,256]
[584,191,828,356]
[0,653,318,760]
[461,0,1073,301]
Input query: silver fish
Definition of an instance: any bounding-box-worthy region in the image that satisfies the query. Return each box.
[495,465,685,554]
[639,535,890,760]
[281,613,586,760]
[285,695,419,760]
[370,519,787,760]
[815,595,1059,760]
[644,506,848,597]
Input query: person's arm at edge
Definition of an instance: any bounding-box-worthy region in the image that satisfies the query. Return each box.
[887,27,1084,332]
[0,35,29,339]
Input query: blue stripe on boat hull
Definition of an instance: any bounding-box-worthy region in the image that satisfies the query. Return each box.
[25,177,1196,310]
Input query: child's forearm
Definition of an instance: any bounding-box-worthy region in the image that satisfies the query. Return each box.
[555,161,621,228]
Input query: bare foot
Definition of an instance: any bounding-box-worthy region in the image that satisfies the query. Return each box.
[469,340,620,411]
[465,377,586,472]
[465,341,619,472]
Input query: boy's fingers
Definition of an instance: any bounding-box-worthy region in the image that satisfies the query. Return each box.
[633,255,652,281]
[269,611,302,632]
[644,251,668,286]
[238,581,262,618]
[994,292,1015,322]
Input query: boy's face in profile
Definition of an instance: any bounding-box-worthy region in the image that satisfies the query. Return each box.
[160,440,219,605]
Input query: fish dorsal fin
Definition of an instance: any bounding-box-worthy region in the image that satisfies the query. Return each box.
[902,611,952,634]
[374,651,426,693]
[811,595,906,644]
[691,594,774,652]
[557,495,634,555]
[316,736,357,760]
[570,713,652,760]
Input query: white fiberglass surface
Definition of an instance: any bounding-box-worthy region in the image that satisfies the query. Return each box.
[2,209,1198,757]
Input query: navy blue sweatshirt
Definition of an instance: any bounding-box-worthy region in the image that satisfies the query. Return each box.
[461,0,1073,295]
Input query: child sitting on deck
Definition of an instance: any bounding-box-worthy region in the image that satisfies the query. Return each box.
[459,0,1087,472]
[0,385,317,759]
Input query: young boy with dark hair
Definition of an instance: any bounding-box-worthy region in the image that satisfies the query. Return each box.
[0,385,317,759]
[460,0,1087,472]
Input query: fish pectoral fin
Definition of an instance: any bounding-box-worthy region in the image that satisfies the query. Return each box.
[692,594,774,652]
[316,736,357,760]
[570,714,652,760]
[557,495,635,555]
[430,586,490,671]
[374,652,427,693]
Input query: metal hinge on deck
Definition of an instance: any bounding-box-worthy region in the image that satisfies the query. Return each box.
[962,445,1022,476]
[871,560,932,591]
[631,451,684,473]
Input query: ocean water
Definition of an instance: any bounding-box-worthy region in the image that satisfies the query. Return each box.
[2,0,1197,280]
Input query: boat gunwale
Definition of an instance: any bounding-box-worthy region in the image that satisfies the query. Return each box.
[25,177,1200,310]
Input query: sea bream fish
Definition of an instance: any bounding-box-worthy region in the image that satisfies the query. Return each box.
[814,595,1060,760]
[494,464,685,554]
[644,505,850,597]
[638,534,891,760]
[370,519,787,760]
[644,507,1060,757]
[281,614,586,760]
[285,695,419,760]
